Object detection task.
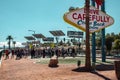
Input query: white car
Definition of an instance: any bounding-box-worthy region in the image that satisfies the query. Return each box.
[0,49,4,59]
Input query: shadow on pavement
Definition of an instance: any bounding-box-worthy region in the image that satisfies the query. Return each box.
[72,63,114,72]
[95,64,114,71]
[72,63,115,80]
[91,71,111,80]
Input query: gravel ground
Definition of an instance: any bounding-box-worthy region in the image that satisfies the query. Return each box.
[0,57,117,80]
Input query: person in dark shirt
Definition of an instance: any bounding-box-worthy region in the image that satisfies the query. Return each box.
[31,48,35,59]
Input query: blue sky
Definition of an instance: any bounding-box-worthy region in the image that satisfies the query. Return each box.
[0,0,120,43]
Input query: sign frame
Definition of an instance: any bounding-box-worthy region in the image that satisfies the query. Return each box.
[63,6,114,33]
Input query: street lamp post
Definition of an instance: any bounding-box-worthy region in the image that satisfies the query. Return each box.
[28,30,36,46]
[28,30,35,34]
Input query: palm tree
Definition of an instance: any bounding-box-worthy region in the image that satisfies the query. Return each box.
[13,41,16,49]
[69,6,75,12]
[6,35,13,49]
[69,6,80,12]
[105,36,113,55]
[113,39,120,55]
[68,0,92,71]
[85,0,92,71]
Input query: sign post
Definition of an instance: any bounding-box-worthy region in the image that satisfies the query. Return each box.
[91,0,96,63]
[101,0,106,62]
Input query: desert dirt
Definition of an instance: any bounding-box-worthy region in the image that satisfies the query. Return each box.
[0,57,118,80]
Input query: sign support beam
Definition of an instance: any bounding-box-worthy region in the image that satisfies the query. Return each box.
[101,0,106,62]
[91,0,96,63]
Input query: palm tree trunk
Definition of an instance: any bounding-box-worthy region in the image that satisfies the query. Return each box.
[85,0,92,71]
[6,35,13,50]
[8,40,11,49]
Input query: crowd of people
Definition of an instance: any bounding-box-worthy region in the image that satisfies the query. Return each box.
[1,46,81,60]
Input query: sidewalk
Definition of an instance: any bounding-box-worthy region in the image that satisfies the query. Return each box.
[0,59,1,67]
[0,56,2,68]
[0,57,117,80]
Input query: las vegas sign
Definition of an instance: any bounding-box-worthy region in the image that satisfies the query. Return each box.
[63,6,114,33]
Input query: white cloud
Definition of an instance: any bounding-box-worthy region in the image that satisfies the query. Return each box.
[0,41,24,48]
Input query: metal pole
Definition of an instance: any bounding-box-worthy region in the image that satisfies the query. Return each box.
[28,30,36,46]
[101,0,106,62]
[91,0,96,63]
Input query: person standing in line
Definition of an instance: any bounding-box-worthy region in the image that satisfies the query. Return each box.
[5,49,9,60]
[11,49,15,59]
[42,48,45,58]
[31,48,35,59]
[72,47,75,57]
[61,47,65,58]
